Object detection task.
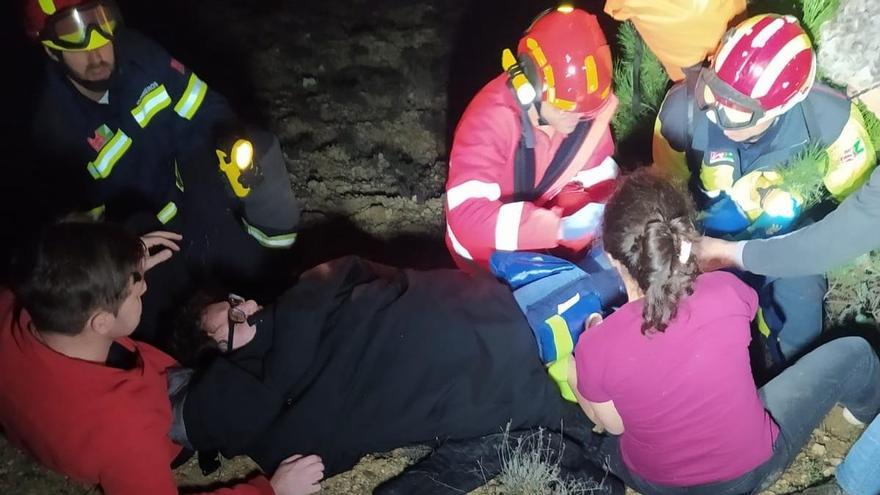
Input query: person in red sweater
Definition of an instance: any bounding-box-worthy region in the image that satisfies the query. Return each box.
[444,6,619,272]
[0,222,323,495]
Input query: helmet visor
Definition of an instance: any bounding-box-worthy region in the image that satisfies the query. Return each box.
[42,1,120,50]
[695,68,765,130]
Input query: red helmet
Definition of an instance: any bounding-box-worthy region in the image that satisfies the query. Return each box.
[516,6,613,117]
[697,14,816,129]
[24,0,120,51]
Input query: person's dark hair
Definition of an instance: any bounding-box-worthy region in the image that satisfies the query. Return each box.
[602,168,700,333]
[12,221,144,335]
[166,291,223,368]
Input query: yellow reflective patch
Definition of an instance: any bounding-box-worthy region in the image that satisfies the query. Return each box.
[547,358,576,402]
[651,118,691,186]
[600,85,611,100]
[699,163,735,193]
[546,314,574,358]
[87,129,132,179]
[86,204,106,221]
[824,106,877,200]
[174,160,185,192]
[526,38,547,67]
[242,218,297,249]
[542,65,555,91]
[38,0,56,15]
[157,201,178,225]
[131,84,171,128]
[756,307,771,338]
[174,74,207,120]
[585,55,599,94]
[550,97,577,112]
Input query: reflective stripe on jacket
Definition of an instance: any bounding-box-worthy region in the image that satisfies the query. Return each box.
[653,82,876,235]
[445,75,617,272]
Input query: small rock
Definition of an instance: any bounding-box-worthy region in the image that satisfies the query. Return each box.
[822,435,831,442]
[830,458,843,466]
[302,77,318,89]
[823,467,835,477]
[811,443,827,456]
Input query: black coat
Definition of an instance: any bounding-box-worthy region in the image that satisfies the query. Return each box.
[184,256,566,474]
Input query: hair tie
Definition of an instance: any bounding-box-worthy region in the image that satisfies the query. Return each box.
[678,240,692,264]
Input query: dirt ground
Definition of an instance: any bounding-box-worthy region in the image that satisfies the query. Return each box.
[0,0,873,493]
[0,406,865,494]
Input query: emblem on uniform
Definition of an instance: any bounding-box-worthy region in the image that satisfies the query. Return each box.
[87,124,114,152]
[708,150,736,165]
[840,138,866,165]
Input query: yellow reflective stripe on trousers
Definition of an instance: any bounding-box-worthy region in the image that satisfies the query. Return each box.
[131,85,171,128]
[87,130,132,179]
[173,74,207,120]
[547,357,576,402]
[87,204,106,221]
[757,307,771,338]
[242,218,297,248]
[156,201,178,224]
[545,314,574,357]
[174,160,185,192]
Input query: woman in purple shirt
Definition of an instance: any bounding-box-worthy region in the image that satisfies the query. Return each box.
[570,170,880,495]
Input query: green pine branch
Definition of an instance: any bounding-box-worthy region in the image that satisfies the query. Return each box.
[776,144,829,209]
[800,0,840,40]
[611,22,669,143]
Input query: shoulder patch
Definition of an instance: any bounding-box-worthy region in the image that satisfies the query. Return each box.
[708,150,736,165]
[170,58,185,75]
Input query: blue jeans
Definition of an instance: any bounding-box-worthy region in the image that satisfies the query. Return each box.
[594,337,880,495]
[837,415,880,495]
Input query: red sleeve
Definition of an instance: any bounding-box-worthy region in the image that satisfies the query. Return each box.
[97,413,273,495]
[446,91,562,263]
[579,125,615,172]
[573,328,612,403]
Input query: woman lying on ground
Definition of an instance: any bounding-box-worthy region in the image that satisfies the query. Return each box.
[568,169,880,495]
[168,255,624,495]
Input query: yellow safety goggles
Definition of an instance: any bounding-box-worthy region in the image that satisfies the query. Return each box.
[41,0,120,51]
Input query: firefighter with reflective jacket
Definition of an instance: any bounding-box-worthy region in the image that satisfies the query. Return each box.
[23,0,301,341]
[653,14,877,366]
[445,6,620,273]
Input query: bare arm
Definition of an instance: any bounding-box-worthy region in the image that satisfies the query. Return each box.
[567,359,625,435]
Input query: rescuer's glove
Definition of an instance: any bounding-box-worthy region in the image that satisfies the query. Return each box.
[700,192,750,236]
[558,203,605,241]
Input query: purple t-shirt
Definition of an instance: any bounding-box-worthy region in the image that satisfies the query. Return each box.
[574,271,779,486]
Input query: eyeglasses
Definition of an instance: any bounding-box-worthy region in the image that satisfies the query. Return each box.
[226,294,247,353]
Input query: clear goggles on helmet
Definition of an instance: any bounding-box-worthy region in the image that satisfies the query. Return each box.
[695,68,766,130]
[41,0,121,51]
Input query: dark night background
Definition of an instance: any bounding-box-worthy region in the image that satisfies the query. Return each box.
[0,0,613,278]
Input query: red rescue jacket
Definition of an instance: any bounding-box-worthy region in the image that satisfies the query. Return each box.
[445,75,618,272]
